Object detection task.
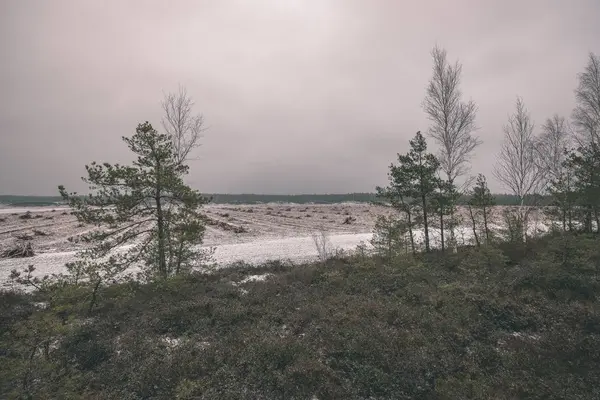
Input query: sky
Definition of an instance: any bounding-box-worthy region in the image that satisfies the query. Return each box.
[1,0,599,195]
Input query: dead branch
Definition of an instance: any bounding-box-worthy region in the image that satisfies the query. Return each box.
[1,242,34,258]
[534,114,572,185]
[572,52,600,146]
[423,46,481,184]
[161,85,206,165]
[493,97,545,203]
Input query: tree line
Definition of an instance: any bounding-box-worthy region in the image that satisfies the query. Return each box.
[0,193,555,206]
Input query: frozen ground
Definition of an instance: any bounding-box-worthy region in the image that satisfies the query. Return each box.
[0,203,379,289]
[0,203,549,289]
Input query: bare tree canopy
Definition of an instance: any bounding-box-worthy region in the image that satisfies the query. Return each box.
[572,52,600,146]
[494,97,544,203]
[423,46,480,185]
[535,114,572,182]
[161,85,206,165]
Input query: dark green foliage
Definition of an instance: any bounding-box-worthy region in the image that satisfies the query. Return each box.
[376,131,441,253]
[542,141,600,235]
[58,122,209,286]
[545,151,577,233]
[432,178,457,251]
[404,132,441,253]
[467,174,495,246]
[567,142,600,233]
[370,215,408,260]
[0,193,558,210]
[539,52,600,235]
[3,235,600,399]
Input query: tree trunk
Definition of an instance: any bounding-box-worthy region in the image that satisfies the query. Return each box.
[422,194,430,252]
[522,211,529,244]
[175,239,184,274]
[446,178,456,252]
[406,209,416,255]
[482,204,490,243]
[166,222,174,275]
[447,208,456,251]
[468,205,480,247]
[566,176,574,232]
[155,162,167,278]
[585,208,593,233]
[88,279,102,314]
[439,206,445,252]
[156,197,166,278]
[387,233,392,260]
[23,343,38,395]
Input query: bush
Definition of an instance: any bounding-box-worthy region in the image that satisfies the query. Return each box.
[2,233,600,398]
[19,212,33,220]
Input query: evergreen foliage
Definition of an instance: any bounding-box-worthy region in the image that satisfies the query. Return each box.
[56,122,210,310]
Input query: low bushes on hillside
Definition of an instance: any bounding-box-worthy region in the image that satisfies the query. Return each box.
[1,234,600,399]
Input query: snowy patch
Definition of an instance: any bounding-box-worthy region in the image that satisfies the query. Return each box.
[496,331,542,353]
[231,273,274,294]
[239,274,272,284]
[161,336,182,348]
[0,203,561,290]
[510,331,541,341]
[0,206,68,215]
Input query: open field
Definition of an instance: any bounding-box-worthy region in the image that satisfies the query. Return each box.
[0,203,549,289]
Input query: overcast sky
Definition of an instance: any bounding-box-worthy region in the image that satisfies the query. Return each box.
[1,0,598,195]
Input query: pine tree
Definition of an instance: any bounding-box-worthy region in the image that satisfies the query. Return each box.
[568,143,600,233]
[432,178,456,252]
[467,174,495,246]
[376,164,418,254]
[405,132,440,252]
[544,150,577,233]
[370,215,408,260]
[377,131,440,253]
[58,122,210,310]
[423,46,480,252]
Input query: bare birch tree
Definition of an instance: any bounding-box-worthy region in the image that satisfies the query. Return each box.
[423,46,480,185]
[572,52,600,146]
[493,97,544,242]
[535,114,572,184]
[423,46,480,249]
[533,114,576,232]
[161,86,209,267]
[161,85,206,165]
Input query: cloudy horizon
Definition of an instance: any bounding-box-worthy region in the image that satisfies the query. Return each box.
[1,0,599,195]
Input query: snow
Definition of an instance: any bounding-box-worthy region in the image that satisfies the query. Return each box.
[238,274,272,284]
[0,206,68,215]
[213,233,373,266]
[0,233,373,289]
[0,203,555,290]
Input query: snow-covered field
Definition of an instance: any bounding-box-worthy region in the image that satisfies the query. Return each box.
[0,203,549,289]
[0,203,380,288]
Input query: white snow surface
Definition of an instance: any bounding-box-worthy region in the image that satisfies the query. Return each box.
[0,232,373,288]
[0,206,69,215]
[0,203,552,290]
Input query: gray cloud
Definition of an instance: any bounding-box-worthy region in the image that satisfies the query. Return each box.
[1,0,599,195]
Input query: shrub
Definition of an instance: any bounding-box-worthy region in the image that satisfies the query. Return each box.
[19,212,33,220]
[2,233,600,398]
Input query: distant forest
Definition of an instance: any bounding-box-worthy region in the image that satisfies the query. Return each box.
[0,193,551,206]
